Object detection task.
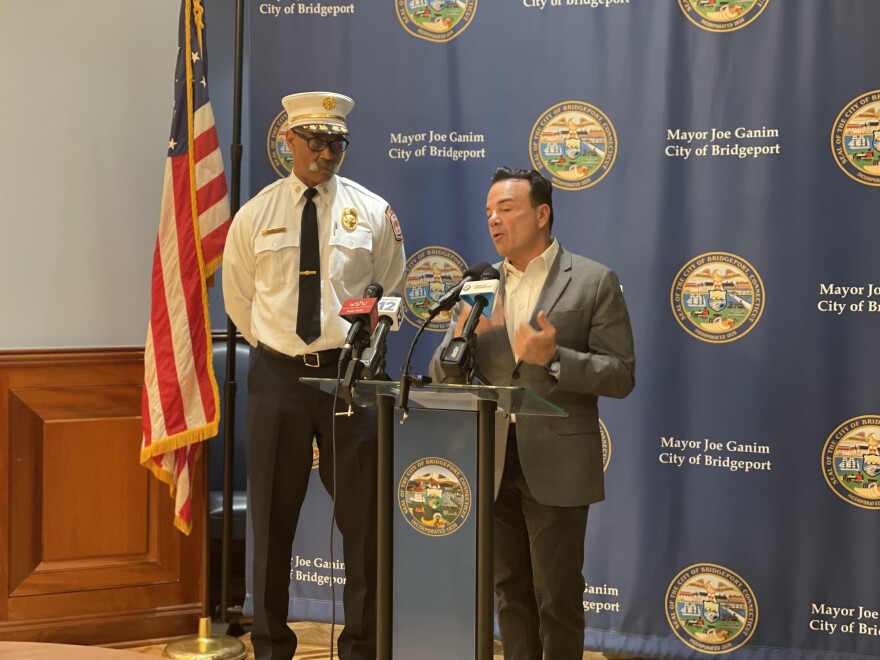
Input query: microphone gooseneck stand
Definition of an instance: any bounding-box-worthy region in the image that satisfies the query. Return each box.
[397,314,435,421]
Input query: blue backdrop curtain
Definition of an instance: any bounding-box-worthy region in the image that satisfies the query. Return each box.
[240,1,880,657]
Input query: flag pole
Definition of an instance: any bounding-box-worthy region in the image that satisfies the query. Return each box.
[220,0,246,626]
[164,0,247,654]
[161,0,246,650]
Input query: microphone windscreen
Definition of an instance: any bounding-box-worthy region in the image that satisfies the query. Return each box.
[463,261,492,279]
[363,282,384,299]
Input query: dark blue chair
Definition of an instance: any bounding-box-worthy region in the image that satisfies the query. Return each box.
[208,339,251,540]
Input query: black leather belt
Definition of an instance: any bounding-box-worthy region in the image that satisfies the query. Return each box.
[257,342,341,368]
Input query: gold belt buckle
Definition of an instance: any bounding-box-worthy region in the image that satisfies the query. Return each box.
[302,352,321,368]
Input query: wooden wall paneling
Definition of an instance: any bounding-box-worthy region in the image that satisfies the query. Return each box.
[0,350,206,645]
[0,364,7,625]
[7,391,38,596]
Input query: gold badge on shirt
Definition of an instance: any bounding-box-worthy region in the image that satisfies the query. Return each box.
[341,208,358,232]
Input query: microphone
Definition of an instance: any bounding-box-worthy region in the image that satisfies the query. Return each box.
[359,293,404,379]
[459,269,500,326]
[398,260,492,420]
[427,261,491,318]
[440,267,500,379]
[338,282,383,366]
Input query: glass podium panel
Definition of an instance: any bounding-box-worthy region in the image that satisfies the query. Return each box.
[300,378,568,417]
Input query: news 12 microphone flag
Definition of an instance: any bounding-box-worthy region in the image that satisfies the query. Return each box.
[242,1,880,657]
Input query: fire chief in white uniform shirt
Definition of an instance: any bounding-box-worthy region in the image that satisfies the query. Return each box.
[223,91,405,660]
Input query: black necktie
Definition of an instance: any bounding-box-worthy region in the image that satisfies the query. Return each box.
[296,188,321,344]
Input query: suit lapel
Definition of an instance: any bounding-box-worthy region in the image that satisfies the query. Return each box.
[495,264,517,372]
[512,245,572,371]
[531,246,571,322]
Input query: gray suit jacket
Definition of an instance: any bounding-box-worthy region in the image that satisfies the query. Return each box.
[429,245,635,507]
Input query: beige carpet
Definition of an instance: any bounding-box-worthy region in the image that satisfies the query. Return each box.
[0,642,150,659]
[127,621,610,659]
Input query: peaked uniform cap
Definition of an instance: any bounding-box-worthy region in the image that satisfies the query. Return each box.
[282,91,354,134]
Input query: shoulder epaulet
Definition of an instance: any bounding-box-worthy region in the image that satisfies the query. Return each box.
[335,175,387,205]
[236,179,284,211]
[250,178,286,200]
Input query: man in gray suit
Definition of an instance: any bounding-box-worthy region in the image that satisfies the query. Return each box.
[429,167,635,659]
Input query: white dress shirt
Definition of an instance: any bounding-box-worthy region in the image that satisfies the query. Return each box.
[503,239,560,360]
[222,173,406,355]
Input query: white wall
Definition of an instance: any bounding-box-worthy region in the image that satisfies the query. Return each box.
[0,1,180,348]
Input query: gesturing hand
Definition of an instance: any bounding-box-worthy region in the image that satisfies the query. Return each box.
[513,311,557,365]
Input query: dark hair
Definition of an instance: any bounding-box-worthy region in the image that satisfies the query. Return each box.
[491,166,554,231]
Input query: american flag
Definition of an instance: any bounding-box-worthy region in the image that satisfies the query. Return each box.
[140,0,231,535]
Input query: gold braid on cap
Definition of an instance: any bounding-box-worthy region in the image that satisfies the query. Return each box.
[290,112,346,123]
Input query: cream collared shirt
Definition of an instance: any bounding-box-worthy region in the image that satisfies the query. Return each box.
[503,239,560,360]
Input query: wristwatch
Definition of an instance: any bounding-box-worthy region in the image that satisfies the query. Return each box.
[545,346,561,377]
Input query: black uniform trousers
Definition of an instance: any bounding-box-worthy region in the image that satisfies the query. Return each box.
[246,346,378,660]
[494,428,590,660]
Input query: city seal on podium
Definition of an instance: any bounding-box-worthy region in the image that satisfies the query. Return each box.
[530,101,617,191]
[671,252,765,343]
[666,563,759,655]
[599,418,611,472]
[395,0,478,43]
[831,90,880,187]
[822,415,880,510]
[403,246,468,331]
[398,457,472,537]
[677,0,770,33]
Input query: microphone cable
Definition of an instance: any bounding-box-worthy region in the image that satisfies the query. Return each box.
[328,357,343,659]
[400,315,429,387]
[327,281,380,657]
[398,313,434,420]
